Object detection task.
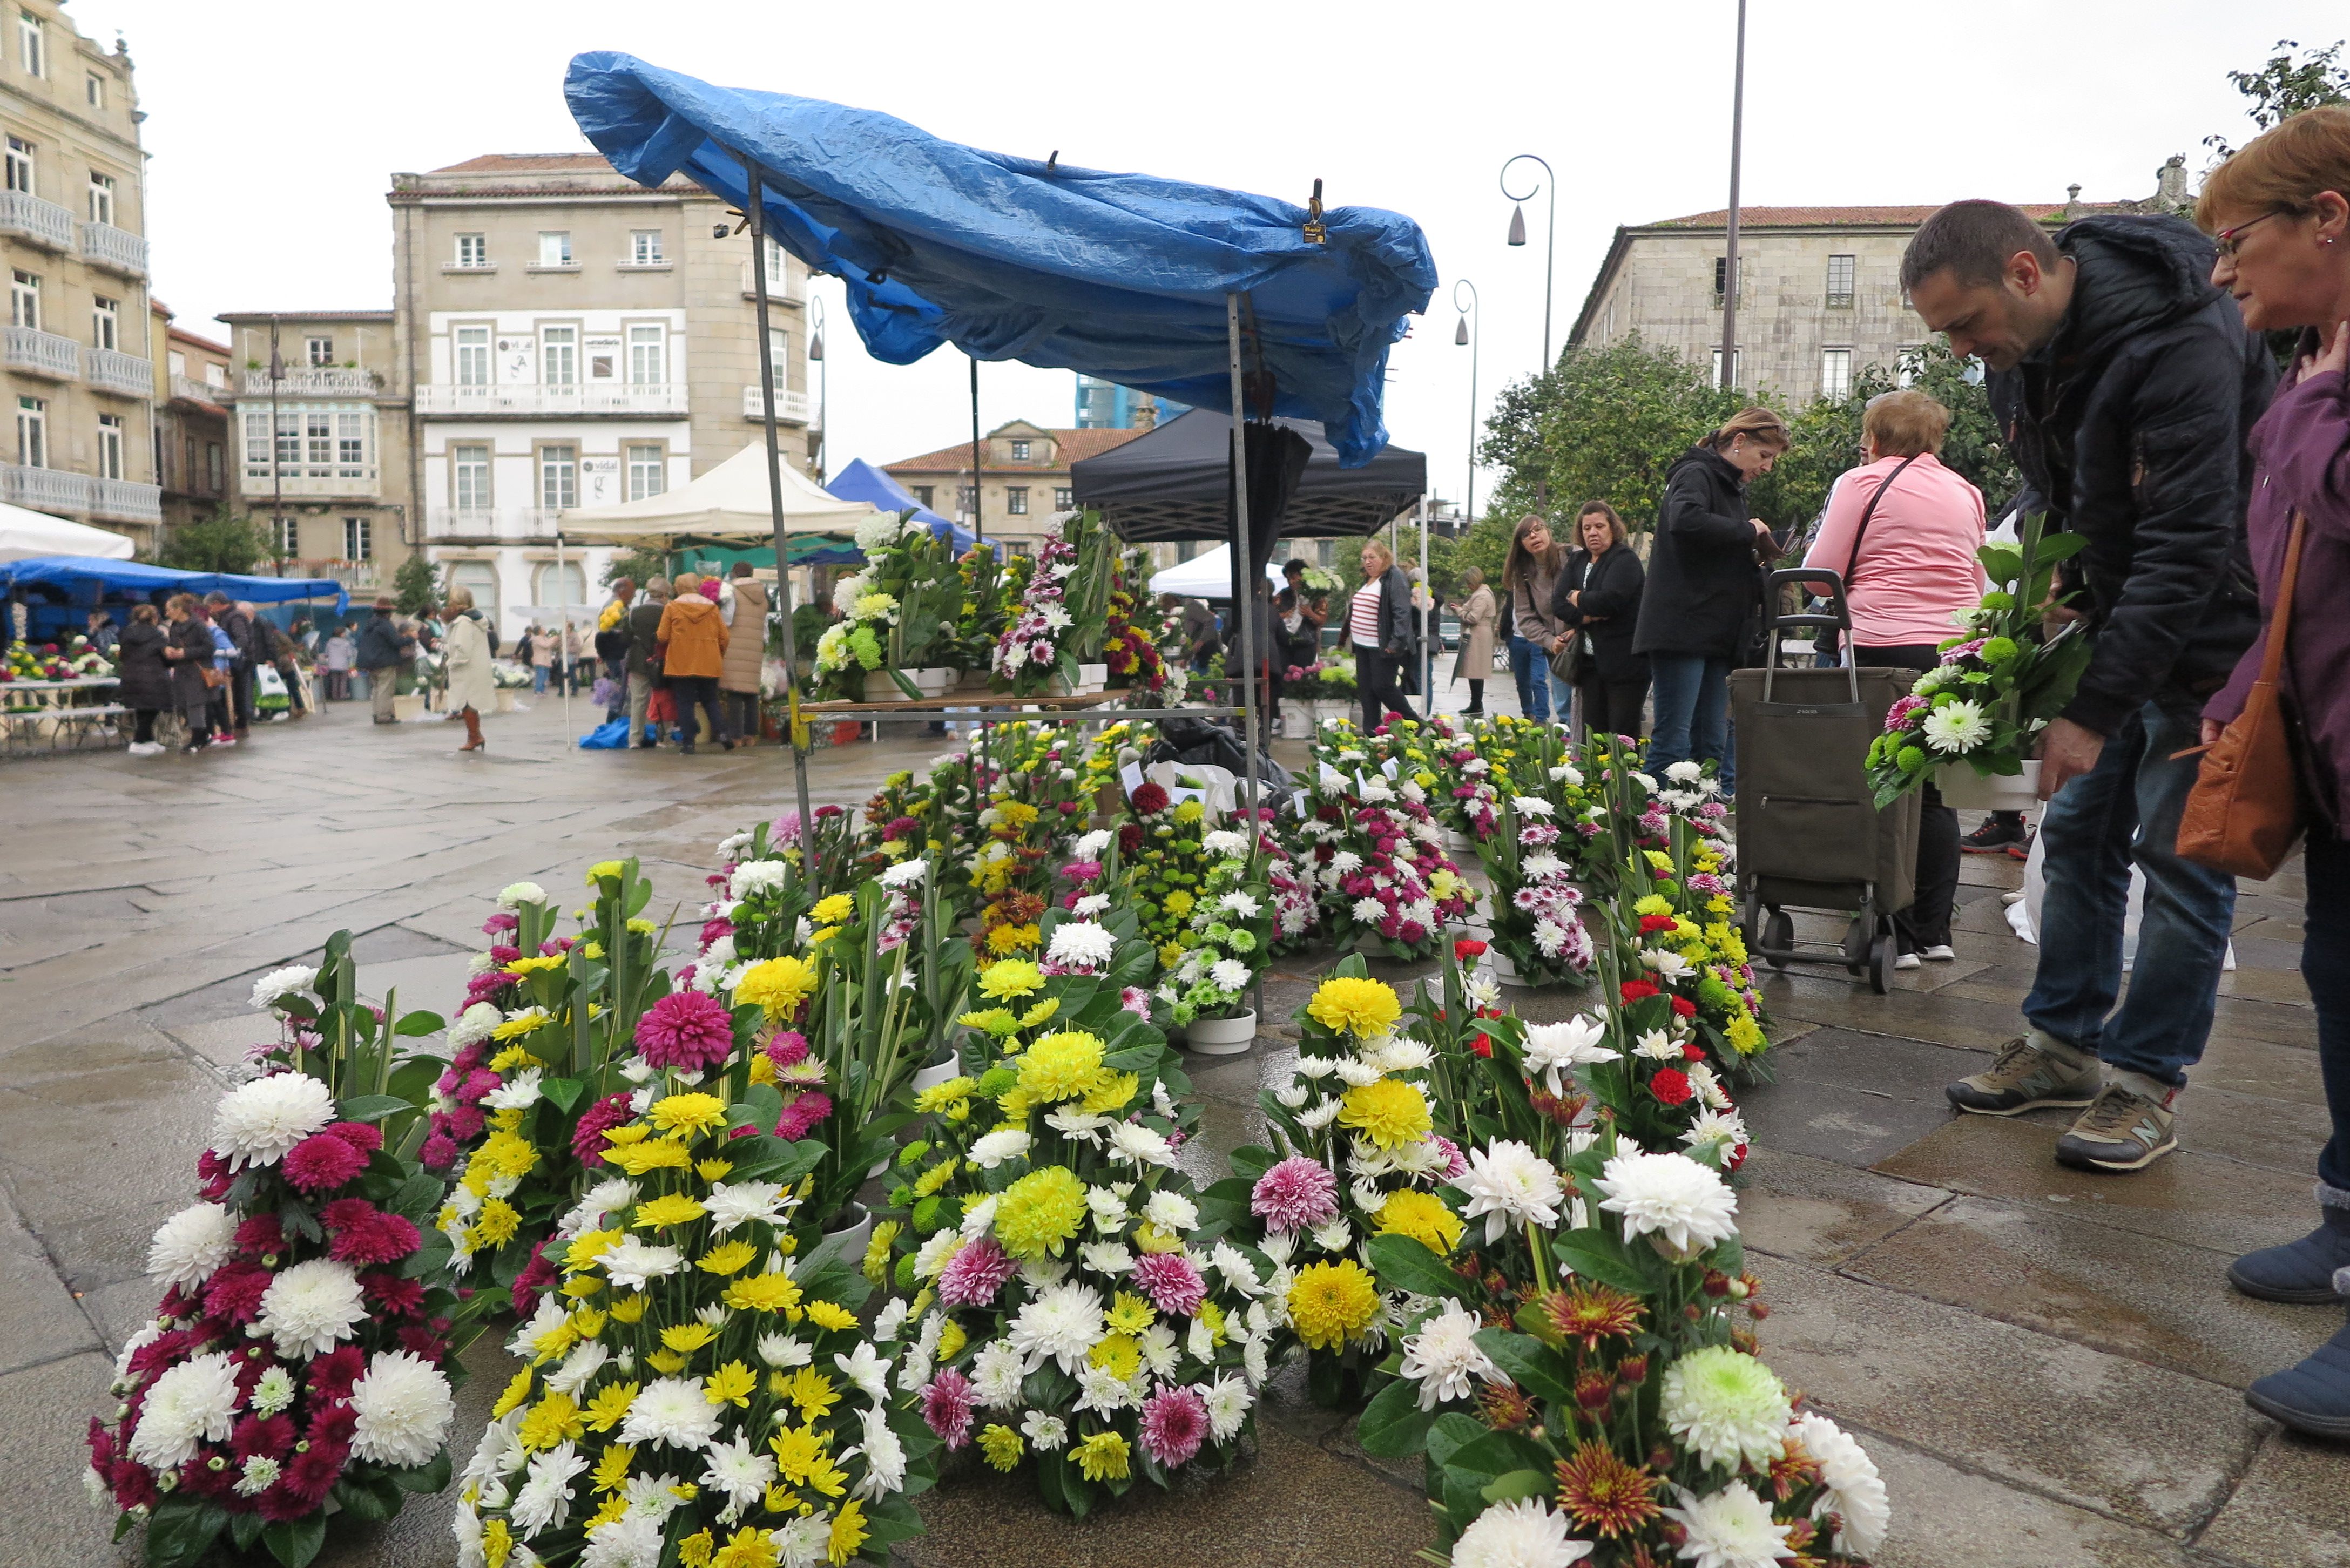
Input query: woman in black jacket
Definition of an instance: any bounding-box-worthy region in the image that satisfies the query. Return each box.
[1631,407,1788,787]
[1345,538,1419,734]
[1551,501,1650,739]
[116,603,174,754]
[160,593,217,754]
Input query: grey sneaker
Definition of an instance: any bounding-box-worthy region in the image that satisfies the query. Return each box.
[1946,1036,2101,1116]
[2055,1082,2178,1172]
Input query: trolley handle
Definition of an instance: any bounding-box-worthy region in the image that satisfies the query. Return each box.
[1761,566,1858,705]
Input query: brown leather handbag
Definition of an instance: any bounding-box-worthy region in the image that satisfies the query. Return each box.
[2176,511,2308,878]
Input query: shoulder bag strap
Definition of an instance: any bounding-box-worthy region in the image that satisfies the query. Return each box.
[1841,452,1924,592]
[2261,511,2308,682]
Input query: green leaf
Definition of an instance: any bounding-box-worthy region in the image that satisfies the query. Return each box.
[335,1094,412,1124]
[332,1476,394,1522]
[393,1010,445,1037]
[389,1171,444,1225]
[1474,1328,1577,1408]
[143,1499,228,1568]
[1976,544,2024,584]
[1552,1228,1657,1294]
[390,1449,452,1493]
[1355,1374,1439,1458]
[229,1511,266,1551]
[262,1514,328,1568]
[1425,1410,1487,1474]
[2034,530,2089,564]
[1368,1233,1471,1301]
[538,1076,586,1115]
[1482,1468,1554,1504]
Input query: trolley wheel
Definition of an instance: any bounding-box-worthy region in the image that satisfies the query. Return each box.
[1868,929,1895,994]
[1841,916,1871,976]
[1763,910,1793,970]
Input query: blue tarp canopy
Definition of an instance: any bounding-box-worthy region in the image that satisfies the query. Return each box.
[823,458,978,552]
[0,556,350,613]
[564,53,1436,467]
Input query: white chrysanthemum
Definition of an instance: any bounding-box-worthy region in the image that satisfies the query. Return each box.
[209,1071,335,1170]
[1453,1140,1565,1243]
[728,860,788,901]
[349,1350,456,1468]
[1520,1016,1618,1089]
[1679,1108,1748,1155]
[1665,760,1705,783]
[1144,1189,1198,1232]
[497,881,548,909]
[147,1201,238,1290]
[249,1366,296,1416]
[1333,1056,1385,1087]
[1211,1241,1264,1296]
[124,1350,240,1469]
[1203,1374,1254,1441]
[1400,1301,1503,1411]
[1661,1482,1794,1568]
[1107,1121,1176,1168]
[1634,1029,1682,1060]
[1078,1238,1135,1275]
[1593,1147,1739,1258]
[247,964,316,1012]
[512,1440,589,1538]
[971,1338,1025,1407]
[914,1228,964,1281]
[698,1433,778,1522]
[1203,830,1250,858]
[1793,1411,1890,1556]
[1351,895,1387,923]
[618,1377,722,1451]
[1449,1497,1593,1567]
[1076,1364,1135,1416]
[1021,1410,1069,1451]
[757,1331,812,1369]
[600,1236,686,1291]
[969,1128,1032,1170]
[1919,697,1993,755]
[447,1001,505,1050]
[258,1257,367,1357]
[546,1338,613,1398]
[235,1455,281,1497]
[834,1341,890,1404]
[878,857,928,889]
[1661,1344,1793,1472]
[1511,795,1556,818]
[579,1510,667,1568]
[482,1066,544,1111]
[703,1179,790,1235]
[1297,1098,1342,1132]
[1045,921,1117,969]
[1208,958,1253,992]
[561,1178,637,1239]
[1010,1279,1105,1374]
[1641,948,1696,980]
[849,1401,907,1500]
[1072,827,1115,861]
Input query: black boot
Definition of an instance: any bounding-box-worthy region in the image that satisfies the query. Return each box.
[2231,1191,2350,1303]
[2248,1303,2350,1438]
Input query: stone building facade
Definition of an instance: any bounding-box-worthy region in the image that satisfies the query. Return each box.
[882,419,1143,556]
[0,2,157,549]
[149,305,229,538]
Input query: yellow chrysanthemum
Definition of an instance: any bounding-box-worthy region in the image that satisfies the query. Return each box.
[1162,888,1196,918]
[1375,1188,1466,1256]
[913,1077,976,1113]
[705,1360,758,1408]
[748,1053,778,1086]
[697,1158,734,1182]
[986,922,1040,956]
[531,1319,579,1364]
[634,1193,707,1228]
[588,861,625,883]
[471,1198,523,1249]
[584,1492,629,1531]
[803,1300,856,1332]
[518,1390,585,1451]
[1287,1259,1380,1351]
[994,1165,1087,1260]
[591,1441,636,1493]
[679,1529,714,1568]
[958,1007,1021,1036]
[1633,893,1675,918]
[977,1423,1023,1472]
[479,1130,541,1179]
[936,1318,967,1363]
[571,1306,607,1339]
[651,1092,730,1137]
[724,1272,805,1314]
[1019,998,1060,1028]
[1017,1030,1106,1101]
[1726,1015,1767,1056]
[776,1366,840,1421]
[491,1008,552,1040]
[1130,1220,1183,1254]
[1339,1077,1433,1150]
[661,1322,718,1355]
[1088,1332,1142,1381]
[976,960,1044,1000]
[565,1228,620,1268]
[488,1046,546,1075]
[1307,976,1402,1038]
[690,1239,757,1279]
[491,1367,534,1418]
[504,954,565,977]
[607,1294,648,1323]
[1106,1291,1157,1335]
[862,1221,902,1285]
[768,1422,846,1495]
[583,1382,638,1432]
[826,1499,868,1566]
[604,1138,692,1177]
[809,893,855,925]
[646,1349,690,1376]
[736,956,818,1018]
[1157,940,1186,970]
[712,1525,781,1568]
[1072,1430,1131,1483]
[1081,1072,1139,1114]
[482,1520,514,1568]
[1199,1299,1228,1346]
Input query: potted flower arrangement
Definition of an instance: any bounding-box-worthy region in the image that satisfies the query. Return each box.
[89,940,461,1568]
[1153,824,1277,1054]
[1293,738,1474,961]
[812,510,966,701]
[991,508,1118,696]
[1102,545,1177,705]
[1866,511,2094,810]
[1473,792,1597,989]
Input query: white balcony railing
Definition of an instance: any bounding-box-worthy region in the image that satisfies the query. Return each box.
[170,373,228,405]
[413,382,687,417]
[282,559,381,590]
[740,385,813,424]
[738,259,802,303]
[4,326,79,379]
[0,191,75,250]
[424,506,565,541]
[78,220,147,276]
[93,476,162,523]
[0,465,160,523]
[84,346,153,399]
[234,368,382,398]
[237,469,380,501]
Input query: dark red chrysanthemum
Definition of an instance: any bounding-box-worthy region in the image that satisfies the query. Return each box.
[570,1093,635,1167]
[204,1263,275,1324]
[231,1412,296,1462]
[234,1214,284,1256]
[633,989,737,1072]
[363,1271,427,1317]
[281,1131,368,1194]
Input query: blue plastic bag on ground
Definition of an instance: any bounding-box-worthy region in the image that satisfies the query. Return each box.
[578,719,630,750]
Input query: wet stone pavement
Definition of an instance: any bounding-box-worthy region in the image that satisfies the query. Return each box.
[1,697,2342,1566]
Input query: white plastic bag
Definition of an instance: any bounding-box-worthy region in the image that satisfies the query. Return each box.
[2014,830,2233,972]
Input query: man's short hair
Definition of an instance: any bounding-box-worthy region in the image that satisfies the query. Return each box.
[1900,200,2060,293]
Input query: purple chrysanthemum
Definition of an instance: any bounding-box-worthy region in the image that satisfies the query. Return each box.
[938,1237,1019,1308]
[1130,1251,1207,1316]
[1138,1384,1210,1468]
[773,1089,832,1142]
[571,1093,635,1167]
[1251,1156,1339,1232]
[633,990,736,1072]
[921,1368,976,1449]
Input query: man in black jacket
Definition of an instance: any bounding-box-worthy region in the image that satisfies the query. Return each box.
[202,592,258,736]
[1905,200,2274,1173]
[354,596,414,725]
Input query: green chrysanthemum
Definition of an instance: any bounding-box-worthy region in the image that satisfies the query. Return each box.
[1659,1344,1793,1472]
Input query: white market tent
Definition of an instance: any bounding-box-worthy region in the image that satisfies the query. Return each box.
[1148,543,1284,601]
[0,504,135,564]
[558,443,877,544]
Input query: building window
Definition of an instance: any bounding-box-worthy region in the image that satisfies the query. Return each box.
[911,485,933,508]
[96,414,121,479]
[626,443,665,501]
[86,170,113,226]
[766,328,788,390]
[16,395,42,467]
[627,324,664,386]
[180,435,193,486]
[539,445,577,510]
[344,517,372,561]
[18,10,41,76]
[451,561,497,620]
[204,362,225,389]
[272,516,298,556]
[167,349,184,376]
[541,326,577,387]
[629,229,663,265]
[4,136,29,194]
[539,562,587,607]
[306,335,333,367]
[1821,348,1854,402]
[1712,256,1737,303]
[537,231,573,268]
[760,238,786,290]
[1010,439,1031,461]
[84,71,101,107]
[956,485,977,516]
[1054,486,1074,511]
[240,405,374,482]
[206,442,222,491]
[90,294,116,349]
[454,232,487,268]
[10,269,37,330]
[1825,254,1856,309]
[1710,346,1741,390]
[452,443,490,510]
[1005,486,1029,515]
[454,325,490,386]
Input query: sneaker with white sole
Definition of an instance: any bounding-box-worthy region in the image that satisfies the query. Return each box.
[125,741,161,756]
[1946,1035,2101,1116]
[1894,952,1922,971]
[2055,1080,2179,1172]
[1920,944,1956,961]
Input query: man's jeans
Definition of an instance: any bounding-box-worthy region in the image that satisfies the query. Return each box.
[1507,635,1549,722]
[1649,653,1733,790]
[2023,697,2237,1088]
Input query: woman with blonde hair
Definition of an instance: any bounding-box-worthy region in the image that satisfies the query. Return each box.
[1346,537,1418,732]
[440,584,495,752]
[1447,565,1497,716]
[1634,405,1788,786]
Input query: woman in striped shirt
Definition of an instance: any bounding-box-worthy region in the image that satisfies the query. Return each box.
[1349,538,1419,734]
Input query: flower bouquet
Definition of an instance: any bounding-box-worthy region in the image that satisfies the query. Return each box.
[812,510,966,701]
[1473,792,1597,989]
[1101,546,1177,705]
[1293,738,1474,960]
[1866,510,2093,807]
[1152,824,1277,1049]
[4,633,114,682]
[90,938,462,1568]
[991,509,1118,695]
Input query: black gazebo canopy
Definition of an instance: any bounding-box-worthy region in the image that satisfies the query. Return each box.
[1070,408,1426,542]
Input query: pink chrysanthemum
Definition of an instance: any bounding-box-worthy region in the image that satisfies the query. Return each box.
[1251,1155,1340,1232]
[1428,1134,1469,1181]
[766,1030,810,1069]
[1130,1251,1207,1316]
[281,1130,369,1195]
[938,1237,1018,1308]
[1120,986,1152,1017]
[571,1093,635,1167]
[633,990,737,1072]
[1139,1384,1210,1468]
[773,1090,832,1142]
[921,1368,976,1449]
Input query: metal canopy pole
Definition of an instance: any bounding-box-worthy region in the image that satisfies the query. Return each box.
[1225,292,1258,825]
[1416,495,1430,702]
[557,533,571,739]
[742,153,819,876]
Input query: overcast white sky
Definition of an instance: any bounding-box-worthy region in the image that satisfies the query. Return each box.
[73,0,2348,510]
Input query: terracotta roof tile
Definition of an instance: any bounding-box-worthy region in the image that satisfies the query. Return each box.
[1649,202,2122,228]
[428,153,617,175]
[884,425,1147,474]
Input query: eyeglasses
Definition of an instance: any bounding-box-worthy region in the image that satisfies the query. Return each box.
[2214,210,2288,258]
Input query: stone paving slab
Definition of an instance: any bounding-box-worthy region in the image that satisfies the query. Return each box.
[1866,1431,2207,1568]
[2197,1430,2350,1567]
[0,1182,100,1378]
[0,1351,129,1565]
[1736,1146,1950,1267]
[1734,1026,1990,1167]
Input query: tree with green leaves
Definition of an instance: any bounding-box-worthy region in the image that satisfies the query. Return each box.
[2207,38,2349,159]
[157,511,265,574]
[392,551,442,616]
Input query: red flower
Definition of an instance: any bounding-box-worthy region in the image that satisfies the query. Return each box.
[232,1413,296,1462]
[1638,914,1679,935]
[1682,1041,1706,1061]
[1670,995,1698,1018]
[1130,782,1170,815]
[396,1323,449,1361]
[204,1262,275,1324]
[1470,1033,1493,1059]
[571,1093,635,1167]
[320,1120,382,1157]
[364,1271,428,1317]
[1648,1068,1694,1106]
[234,1214,285,1257]
[1118,823,1144,855]
[281,1131,368,1194]
[1619,980,1660,1004]
[306,1346,364,1403]
[1454,938,1489,960]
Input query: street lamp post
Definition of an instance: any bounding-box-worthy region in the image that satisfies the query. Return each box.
[1453,279,1478,527]
[1720,0,1748,391]
[1500,154,1556,373]
[806,294,828,482]
[268,316,285,577]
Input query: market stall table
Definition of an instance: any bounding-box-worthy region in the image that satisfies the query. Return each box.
[0,674,125,756]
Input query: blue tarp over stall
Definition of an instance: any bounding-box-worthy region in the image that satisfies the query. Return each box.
[0,556,349,613]
[824,458,981,552]
[563,53,1435,467]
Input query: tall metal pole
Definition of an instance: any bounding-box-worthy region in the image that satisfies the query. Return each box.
[1500,154,1556,371]
[1720,0,1747,393]
[742,154,817,869]
[1416,494,1430,704]
[968,355,983,548]
[1225,292,1258,822]
[1453,279,1478,525]
[268,316,285,577]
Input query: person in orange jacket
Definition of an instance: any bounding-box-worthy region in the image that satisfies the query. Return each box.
[656,572,732,753]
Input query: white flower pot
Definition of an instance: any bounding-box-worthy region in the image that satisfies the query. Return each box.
[1934,760,2041,812]
[862,670,927,702]
[1185,1009,1257,1055]
[915,667,960,696]
[823,1200,873,1258]
[910,1050,962,1094]
[1442,828,1474,853]
[1048,662,1109,697]
[1490,950,1544,989]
